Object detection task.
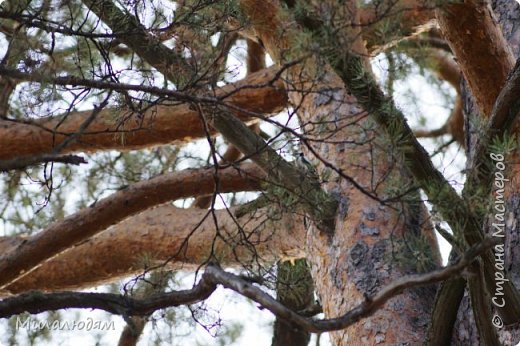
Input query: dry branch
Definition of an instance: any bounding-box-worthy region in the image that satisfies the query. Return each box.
[0,154,87,171]
[0,277,216,318]
[207,238,498,333]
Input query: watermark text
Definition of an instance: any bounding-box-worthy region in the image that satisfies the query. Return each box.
[490,152,509,329]
[16,317,116,331]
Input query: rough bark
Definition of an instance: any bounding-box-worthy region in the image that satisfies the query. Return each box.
[240,1,440,344]
[3,0,518,343]
[1,205,305,295]
[0,67,286,160]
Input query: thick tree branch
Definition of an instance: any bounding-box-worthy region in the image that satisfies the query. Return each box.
[2,204,305,295]
[0,163,265,290]
[426,277,466,345]
[272,259,313,346]
[467,262,501,346]
[0,66,287,160]
[436,0,515,117]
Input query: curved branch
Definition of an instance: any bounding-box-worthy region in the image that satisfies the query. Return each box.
[0,154,87,171]
[0,163,265,290]
[207,238,497,333]
[436,0,515,117]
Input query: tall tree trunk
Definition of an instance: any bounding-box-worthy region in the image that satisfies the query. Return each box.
[454,0,520,343]
[240,1,441,344]
[291,67,439,346]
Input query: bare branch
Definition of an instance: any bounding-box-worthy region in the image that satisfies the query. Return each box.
[0,154,87,172]
[207,238,498,333]
[0,278,216,318]
[290,1,520,324]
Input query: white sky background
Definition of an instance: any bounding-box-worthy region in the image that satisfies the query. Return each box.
[0,12,478,345]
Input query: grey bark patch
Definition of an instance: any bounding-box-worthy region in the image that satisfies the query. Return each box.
[337,194,349,220]
[356,271,379,295]
[315,88,342,106]
[372,239,388,261]
[363,208,377,221]
[492,0,520,56]
[348,240,380,294]
[336,142,346,152]
[358,222,379,236]
[349,240,368,266]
